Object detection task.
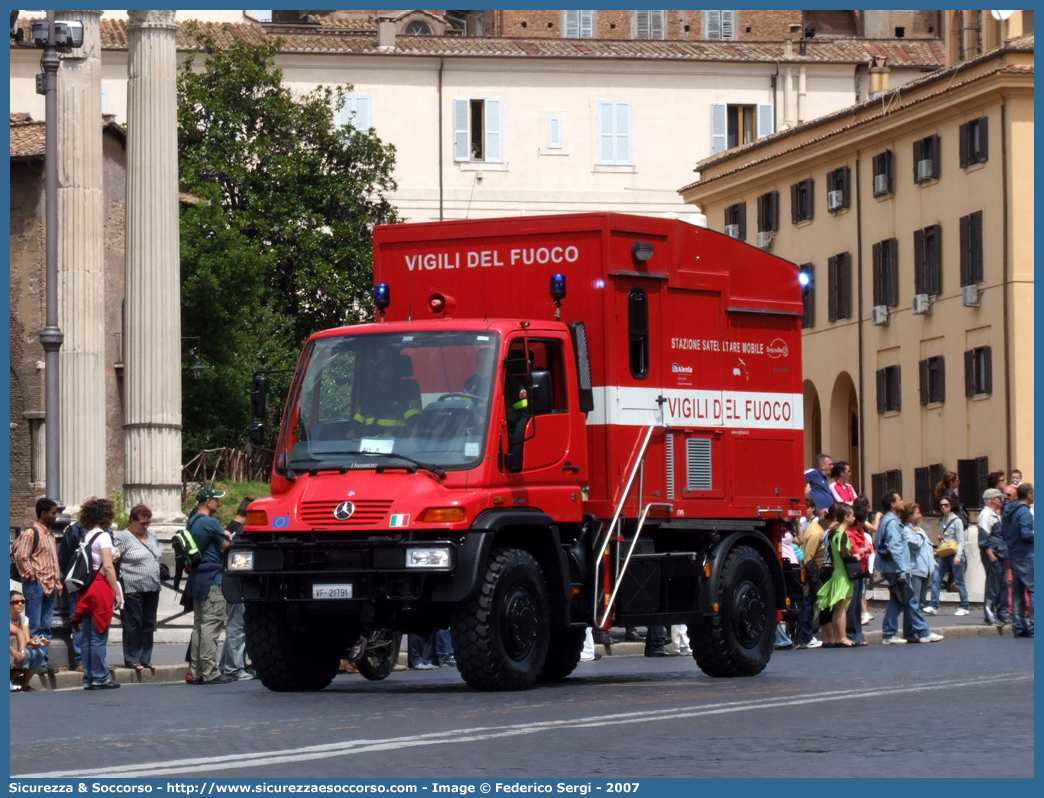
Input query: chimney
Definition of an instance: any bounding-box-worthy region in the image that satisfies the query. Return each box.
[377,15,396,52]
[869,56,890,98]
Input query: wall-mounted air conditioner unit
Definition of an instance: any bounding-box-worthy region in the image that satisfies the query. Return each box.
[827,190,844,211]
[962,284,983,307]
[912,293,932,314]
[724,224,740,239]
[756,231,774,250]
[873,174,889,195]
[916,159,935,181]
[872,305,890,325]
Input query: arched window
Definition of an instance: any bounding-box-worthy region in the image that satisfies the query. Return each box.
[404,21,432,35]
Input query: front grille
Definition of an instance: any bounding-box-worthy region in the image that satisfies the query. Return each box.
[299,500,394,528]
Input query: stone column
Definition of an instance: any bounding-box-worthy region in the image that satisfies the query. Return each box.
[57,9,106,512]
[124,10,183,527]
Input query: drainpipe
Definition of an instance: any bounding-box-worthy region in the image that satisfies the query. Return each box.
[438,58,444,221]
[770,62,779,130]
[855,158,866,487]
[797,66,807,125]
[1001,103,1012,471]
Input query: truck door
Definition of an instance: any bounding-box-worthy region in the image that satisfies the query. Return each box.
[503,334,574,474]
[611,278,665,427]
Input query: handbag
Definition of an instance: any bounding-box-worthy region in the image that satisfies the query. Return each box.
[935,538,959,558]
[844,560,865,580]
[803,559,821,584]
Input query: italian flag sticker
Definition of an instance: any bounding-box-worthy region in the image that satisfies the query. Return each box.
[389,514,410,528]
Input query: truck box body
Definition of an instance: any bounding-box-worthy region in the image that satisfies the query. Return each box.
[373,213,805,522]
[230,213,807,692]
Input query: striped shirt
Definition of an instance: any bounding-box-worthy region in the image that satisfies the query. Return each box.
[113,529,162,594]
[14,522,62,595]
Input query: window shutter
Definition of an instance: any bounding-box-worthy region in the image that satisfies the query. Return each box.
[651,10,664,39]
[914,228,925,294]
[964,349,975,397]
[721,10,736,39]
[959,122,970,169]
[871,473,886,514]
[548,116,562,149]
[971,211,983,284]
[960,214,971,286]
[769,191,779,231]
[599,102,615,163]
[936,357,946,403]
[579,10,594,38]
[790,183,799,225]
[826,170,836,194]
[982,346,992,394]
[929,224,942,295]
[919,359,929,405]
[840,167,850,208]
[827,255,838,322]
[757,103,774,139]
[706,10,721,39]
[453,99,470,161]
[876,369,886,414]
[737,203,746,240]
[978,118,989,162]
[872,241,883,306]
[891,367,901,411]
[887,238,899,306]
[710,104,727,154]
[930,135,941,178]
[915,466,931,510]
[484,99,502,163]
[615,101,631,163]
[884,149,893,193]
[636,10,649,38]
[565,10,579,38]
[841,253,851,318]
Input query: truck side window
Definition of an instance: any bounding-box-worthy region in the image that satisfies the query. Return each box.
[628,288,650,379]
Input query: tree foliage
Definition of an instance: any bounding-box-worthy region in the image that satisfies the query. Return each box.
[177,27,399,454]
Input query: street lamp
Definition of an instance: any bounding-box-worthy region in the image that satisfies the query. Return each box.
[183,336,206,380]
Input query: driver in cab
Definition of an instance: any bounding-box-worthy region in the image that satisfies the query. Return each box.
[347,351,421,439]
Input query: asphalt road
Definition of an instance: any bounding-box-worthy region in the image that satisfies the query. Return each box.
[12,635,1033,779]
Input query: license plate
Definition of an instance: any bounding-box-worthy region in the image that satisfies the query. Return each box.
[312,584,353,599]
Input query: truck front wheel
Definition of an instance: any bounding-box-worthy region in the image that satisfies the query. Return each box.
[538,627,586,682]
[245,604,342,692]
[451,548,550,691]
[691,544,774,677]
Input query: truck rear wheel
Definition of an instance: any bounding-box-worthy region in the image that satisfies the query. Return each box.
[538,627,586,682]
[451,548,550,691]
[691,544,774,678]
[245,604,342,692]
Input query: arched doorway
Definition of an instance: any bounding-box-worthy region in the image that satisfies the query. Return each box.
[803,379,822,467]
[829,371,861,493]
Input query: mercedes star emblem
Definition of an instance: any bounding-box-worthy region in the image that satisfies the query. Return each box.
[333,501,356,521]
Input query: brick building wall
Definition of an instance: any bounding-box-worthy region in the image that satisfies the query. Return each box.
[494,10,804,41]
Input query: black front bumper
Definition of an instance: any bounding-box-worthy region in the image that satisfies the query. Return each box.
[222,531,493,606]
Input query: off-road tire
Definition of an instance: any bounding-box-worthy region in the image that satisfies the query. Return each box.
[691,544,774,677]
[451,548,550,691]
[538,627,586,682]
[245,604,341,692]
[357,630,402,681]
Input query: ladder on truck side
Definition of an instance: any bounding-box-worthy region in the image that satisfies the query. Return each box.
[592,425,673,630]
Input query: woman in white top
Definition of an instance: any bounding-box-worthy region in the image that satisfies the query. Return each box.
[69,498,123,690]
[926,496,970,616]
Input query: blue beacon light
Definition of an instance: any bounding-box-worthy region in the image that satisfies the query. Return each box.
[550,273,566,320]
[374,282,391,320]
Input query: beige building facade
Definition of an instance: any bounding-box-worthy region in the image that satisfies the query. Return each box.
[11,15,943,225]
[681,31,1034,595]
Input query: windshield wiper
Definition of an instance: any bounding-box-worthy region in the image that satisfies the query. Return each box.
[306,466,350,476]
[344,450,447,479]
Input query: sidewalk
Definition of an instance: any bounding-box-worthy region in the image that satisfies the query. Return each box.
[15,600,1015,692]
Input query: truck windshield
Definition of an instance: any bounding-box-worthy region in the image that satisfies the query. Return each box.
[276,330,499,475]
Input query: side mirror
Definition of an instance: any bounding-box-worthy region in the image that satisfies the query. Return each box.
[250,374,269,419]
[249,421,266,448]
[526,370,553,416]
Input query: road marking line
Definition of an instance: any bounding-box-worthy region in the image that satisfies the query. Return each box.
[18,673,1030,778]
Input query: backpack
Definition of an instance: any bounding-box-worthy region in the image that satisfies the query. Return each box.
[58,521,85,576]
[64,531,103,593]
[10,524,41,582]
[171,523,203,591]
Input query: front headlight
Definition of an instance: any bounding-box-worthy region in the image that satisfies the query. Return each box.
[227,551,255,572]
[405,547,453,569]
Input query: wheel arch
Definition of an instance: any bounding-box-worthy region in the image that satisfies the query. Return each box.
[702,530,785,616]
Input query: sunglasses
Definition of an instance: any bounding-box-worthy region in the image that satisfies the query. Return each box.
[939,503,951,508]
[10,600,25,605]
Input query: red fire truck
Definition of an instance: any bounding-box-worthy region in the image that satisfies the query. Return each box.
[227,213,806,692]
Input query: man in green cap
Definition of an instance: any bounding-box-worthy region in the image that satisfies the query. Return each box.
[187,486,233,684]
